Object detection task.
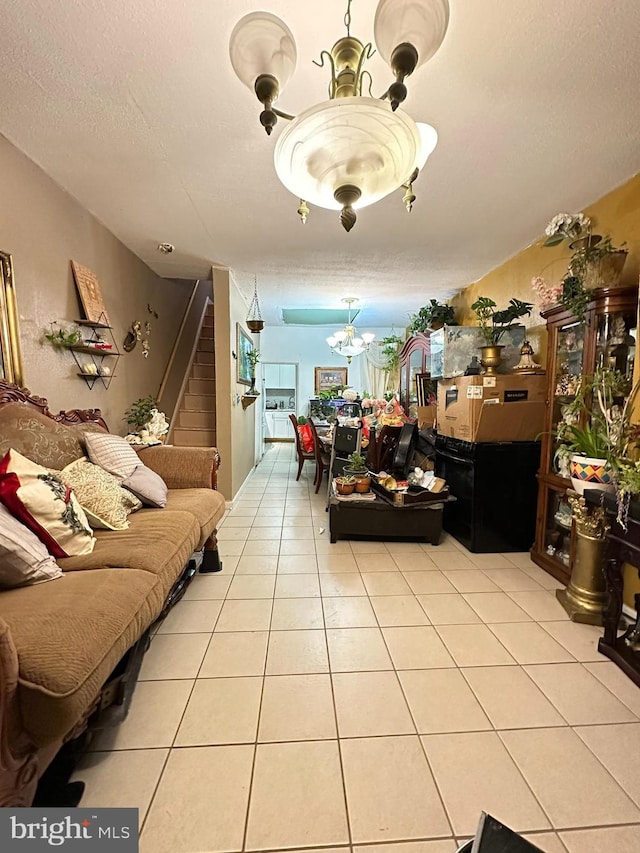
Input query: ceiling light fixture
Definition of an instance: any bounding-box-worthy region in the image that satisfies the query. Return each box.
[326,298,375,363]
[229,0,448,231]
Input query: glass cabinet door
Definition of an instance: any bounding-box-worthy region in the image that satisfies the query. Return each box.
[408,348,423,419]
[543,489,573,570]
[550,321,586,476]
[595,310,636,379]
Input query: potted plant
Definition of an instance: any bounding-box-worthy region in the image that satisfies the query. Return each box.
[470,297,533,374]
[552,368,634,498]
[344,451,371,492]
[124,395,170,444]
[381,334,404,375]
[335,475,356,495]
[246,349,260,396]
[542,212,628,322]
[409,300,456,333]
[43,324,83,348]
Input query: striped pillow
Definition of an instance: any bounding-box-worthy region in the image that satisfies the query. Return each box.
[84,432,140,481]
[0,503,62,588]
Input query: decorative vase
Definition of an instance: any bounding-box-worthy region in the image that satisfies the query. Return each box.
[569,454,614,495]
[556,492,609,625]
[479,345,504,375]
[583,250,628,290]
[569,234,628,290]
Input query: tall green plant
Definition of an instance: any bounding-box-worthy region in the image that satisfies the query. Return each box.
[124,396,158,430]
[470,297,533,345]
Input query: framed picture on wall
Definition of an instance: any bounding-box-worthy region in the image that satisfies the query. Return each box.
[0,250,24,385]
[236,323,254,386]
[314,366,348,395]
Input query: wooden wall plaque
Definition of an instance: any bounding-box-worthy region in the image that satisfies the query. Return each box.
[71,260,110,326]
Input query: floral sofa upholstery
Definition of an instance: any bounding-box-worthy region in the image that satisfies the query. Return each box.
[0,380,225,806]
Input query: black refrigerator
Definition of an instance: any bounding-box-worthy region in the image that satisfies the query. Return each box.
[435,435,541,553]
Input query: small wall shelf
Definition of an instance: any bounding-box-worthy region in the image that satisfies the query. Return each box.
[71,316,121,390]
[242,394,260,410]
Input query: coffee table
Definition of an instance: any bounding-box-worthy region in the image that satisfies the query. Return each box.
[328,490,447,544]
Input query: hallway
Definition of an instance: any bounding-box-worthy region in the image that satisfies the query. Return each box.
[74,443,640,852]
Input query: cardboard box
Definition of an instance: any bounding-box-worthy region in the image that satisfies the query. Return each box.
[436,374,546,442]
[416,405,436,429]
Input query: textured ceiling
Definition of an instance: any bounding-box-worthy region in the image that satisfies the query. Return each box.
[1,0,640,326]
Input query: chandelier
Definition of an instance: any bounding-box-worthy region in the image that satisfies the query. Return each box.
[326,298,375,363]
[229,0,448,231]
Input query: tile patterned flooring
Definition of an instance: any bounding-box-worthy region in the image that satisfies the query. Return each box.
[73,444,640,852]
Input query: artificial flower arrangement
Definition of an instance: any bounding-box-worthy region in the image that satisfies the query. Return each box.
[531,212,627,320]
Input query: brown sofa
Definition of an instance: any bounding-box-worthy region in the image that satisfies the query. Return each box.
[0,380,226,806]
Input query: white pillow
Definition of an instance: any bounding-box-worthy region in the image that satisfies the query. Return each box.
[0,503,63,588]
[84,432,140,481]
[0,449,94,558]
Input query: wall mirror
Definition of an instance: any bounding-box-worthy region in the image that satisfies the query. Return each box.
[0,251,24,385]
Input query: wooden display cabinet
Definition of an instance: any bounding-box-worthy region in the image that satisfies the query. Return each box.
[531,285,638,584]
[399,333,436,418]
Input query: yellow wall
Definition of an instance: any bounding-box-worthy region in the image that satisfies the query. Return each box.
[213,266,256,500]
[450,171,640,367]
[451,172,640,610]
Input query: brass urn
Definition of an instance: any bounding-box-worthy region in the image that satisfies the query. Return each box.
[479,345,504,375]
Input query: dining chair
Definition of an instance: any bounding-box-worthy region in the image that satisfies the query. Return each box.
[367,424,402,474]
[289,414,314,481]
[308,417,332,494]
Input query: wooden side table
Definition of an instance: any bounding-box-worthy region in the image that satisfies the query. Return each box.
[584,490,640,687]
[328,493,446,544]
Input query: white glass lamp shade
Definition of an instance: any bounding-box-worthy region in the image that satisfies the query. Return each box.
[374,0,450,70]
[352,337,364,349]
[334,329,347,343]
[326,335,338,347]
[274,97,421,210]
[414,122,438,171]
[361,332,376,344]
[229,12,297,92]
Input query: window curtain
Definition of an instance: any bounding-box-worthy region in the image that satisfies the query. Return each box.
[363,342,398,399]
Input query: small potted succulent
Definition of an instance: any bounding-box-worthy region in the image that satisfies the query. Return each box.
[344,451,371,492]
[335,475,356,495]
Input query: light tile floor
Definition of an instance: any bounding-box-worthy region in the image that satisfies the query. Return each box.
[73,444,640,853]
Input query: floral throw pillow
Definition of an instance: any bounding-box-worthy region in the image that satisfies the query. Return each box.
[0,449,95,558]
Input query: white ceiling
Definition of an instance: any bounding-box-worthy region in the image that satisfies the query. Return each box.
[1,0,640,326]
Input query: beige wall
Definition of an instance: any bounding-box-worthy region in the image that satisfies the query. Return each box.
[213,266,256,499]
[0,134,191,429]
[450,172,640,366]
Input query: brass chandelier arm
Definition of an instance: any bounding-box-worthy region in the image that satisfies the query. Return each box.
[272,107,296,121]
[313,49,338,99]
[352,42,375,95]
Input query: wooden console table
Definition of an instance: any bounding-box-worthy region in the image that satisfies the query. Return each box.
[584,490,640,687]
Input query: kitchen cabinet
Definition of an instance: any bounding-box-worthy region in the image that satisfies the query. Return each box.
[264,363,296,388]
[264,411,295,440]
[531,284,638,584]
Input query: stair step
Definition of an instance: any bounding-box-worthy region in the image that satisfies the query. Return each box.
[183,393,216,411]
[199,326,214,339]
[188,377,216,395]
[198,338,214,352]
[191,364,214,380]
[178,410,216,429]
[173,428,217,447]
[196,350,215,365]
